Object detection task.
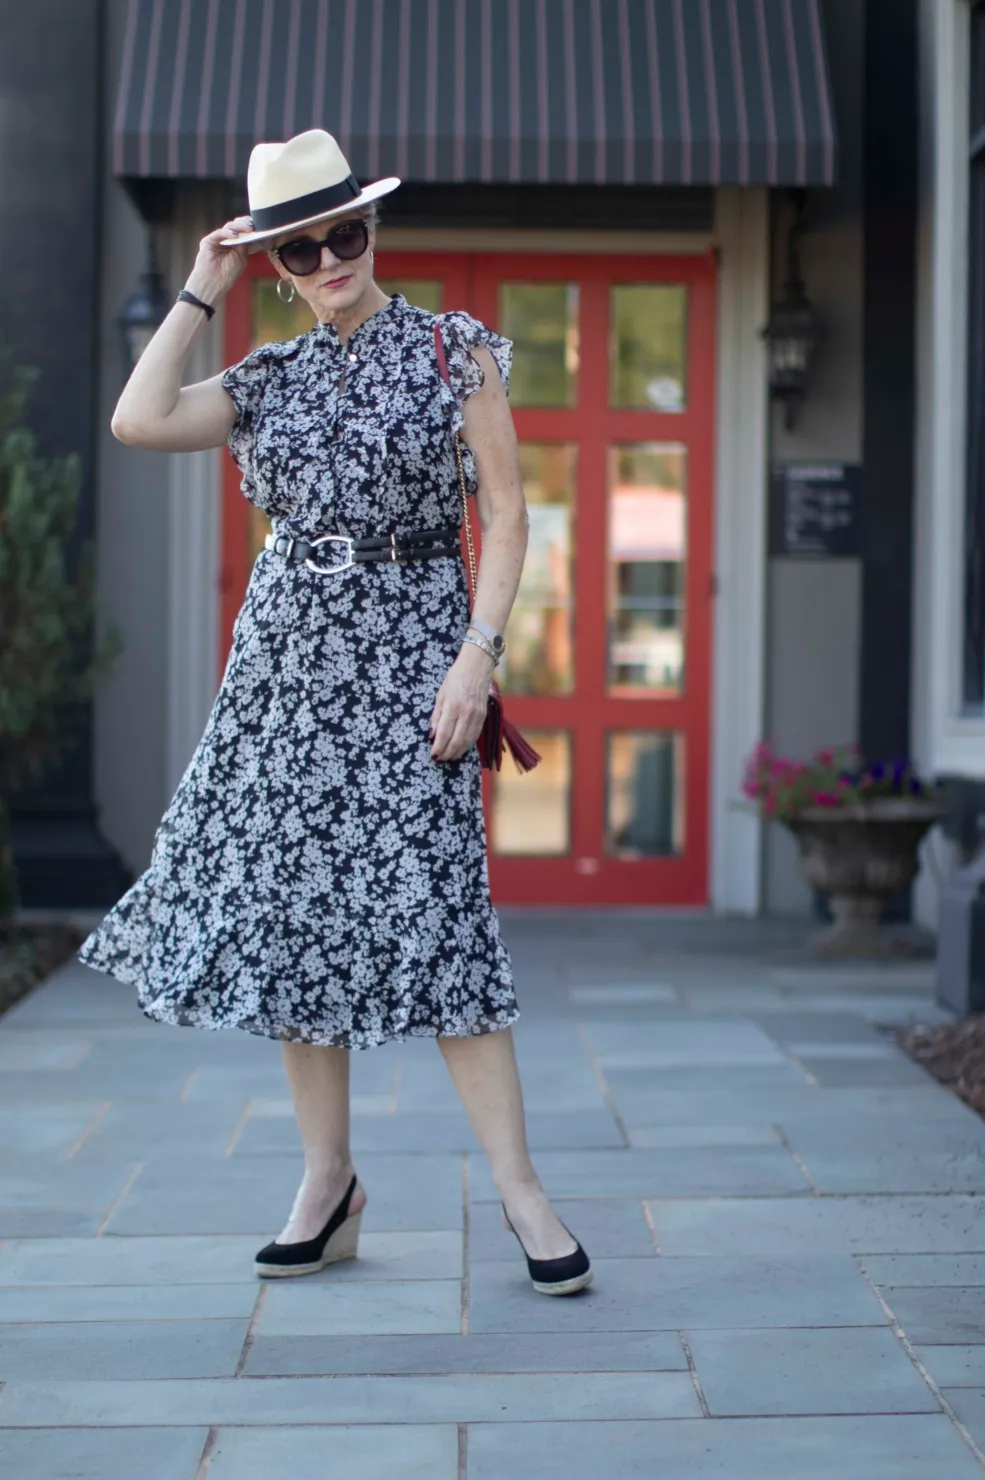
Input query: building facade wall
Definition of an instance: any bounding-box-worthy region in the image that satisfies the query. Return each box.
[763,0,867,915]
[913,0,985,927]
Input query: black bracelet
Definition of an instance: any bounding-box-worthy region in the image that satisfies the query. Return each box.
[175,289,215,321]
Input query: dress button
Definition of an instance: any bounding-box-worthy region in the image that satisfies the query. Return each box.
[349,352,357,363]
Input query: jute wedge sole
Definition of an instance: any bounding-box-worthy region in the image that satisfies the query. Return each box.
[531,1266,594,1296]
[254,1208,362,1278]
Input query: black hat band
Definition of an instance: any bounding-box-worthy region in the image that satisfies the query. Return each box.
[250,174,361,232]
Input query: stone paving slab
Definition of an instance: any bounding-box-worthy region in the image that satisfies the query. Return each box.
[0,1104,104,1158]
[751,1012,895,1045]
[582,1018,792,1067]
[861,1254,985,1287]
[67,1102,248,1162]
[569,984,678,1005]
[469,1255,886,1333]
[235,1108,625,1155]
[604,1063,810,1090]
[467,1146,811,1201]
[258,1278,462,1335]
[244,1330,687,1376]
[915,1346,985,1386]
[105,1152,464,1235]
[0,1068,192,1104]
[0,1372,701,1425]
[0,1428,208,1480]
[626,1123,782,1148]
[792,1055,933,1088]
[686,1326,940,1416]
[467,1414,985,1479]
[0,1161,135,1238]
[944,1390,985,1453]
[781,1138,985,1195]
[0,1318,248,1380]
[0,1235,261,1286]
[0,1034,95,1071]
[0,1230,461,1289]
[648,1195,985,1255]
[0,1283,257,1322]
[880,1286,985,1344]
[206,1425,459,1479]
[611,1085,972,1127]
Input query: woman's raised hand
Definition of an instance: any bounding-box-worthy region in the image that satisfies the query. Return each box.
[184,216,255,305]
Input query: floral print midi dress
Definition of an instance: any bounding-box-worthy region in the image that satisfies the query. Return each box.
[79,295,519,1049]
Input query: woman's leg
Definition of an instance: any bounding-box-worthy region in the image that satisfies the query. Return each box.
[277,1041,366,1243]
[438,1028,577,1261]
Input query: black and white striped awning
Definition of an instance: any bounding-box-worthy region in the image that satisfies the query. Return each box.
[114,0,837,188]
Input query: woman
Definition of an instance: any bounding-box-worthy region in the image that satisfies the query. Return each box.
[80,130,591,1295]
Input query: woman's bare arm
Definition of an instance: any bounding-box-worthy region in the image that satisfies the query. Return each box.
[111,215,255,452]
[429,345,528,763]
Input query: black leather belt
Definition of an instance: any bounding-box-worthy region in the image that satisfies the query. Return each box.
[264,526,459,574]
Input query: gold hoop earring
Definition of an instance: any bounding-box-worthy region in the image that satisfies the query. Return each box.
[276,279,296,305]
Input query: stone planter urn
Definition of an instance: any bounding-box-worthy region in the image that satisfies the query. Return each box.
[785,798,946,957]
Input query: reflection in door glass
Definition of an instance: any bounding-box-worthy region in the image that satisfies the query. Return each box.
[253,279,317,345]
[500,445,576,696]
[376,279,443,313]
[492,731,571,856]
[607,733,685,857]
[499,284,579,407]
[608,444,687,693]
[610,285,687,411]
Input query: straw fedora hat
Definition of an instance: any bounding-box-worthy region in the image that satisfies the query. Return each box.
[220,129,400,249]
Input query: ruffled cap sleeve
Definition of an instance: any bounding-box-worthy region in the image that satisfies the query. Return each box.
[220,340,295,499]
[435,311,513,495]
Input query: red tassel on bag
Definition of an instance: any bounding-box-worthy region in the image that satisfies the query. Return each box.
[478,682,542,774]
[434,321,541,775]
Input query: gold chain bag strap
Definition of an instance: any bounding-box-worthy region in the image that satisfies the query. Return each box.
[433,320,540,774]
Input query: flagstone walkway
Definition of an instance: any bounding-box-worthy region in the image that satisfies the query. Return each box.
[1,913,983,1478]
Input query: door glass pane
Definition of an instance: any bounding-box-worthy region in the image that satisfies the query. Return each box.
[611,285,687,411]
[499,284,579,407]
[377,278,443,312]
[252,278,316,345]
[492,731,571,856]
[607,733,686,857]
[608,444,687,693]
[500,445,576,695]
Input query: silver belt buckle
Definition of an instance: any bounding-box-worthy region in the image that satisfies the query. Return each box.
[305,533,355,574]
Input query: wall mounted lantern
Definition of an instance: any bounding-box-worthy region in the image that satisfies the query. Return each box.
[117,232,170,375]
[763,200,824,431]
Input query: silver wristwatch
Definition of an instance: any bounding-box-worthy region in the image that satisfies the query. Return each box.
[467,618,506,661]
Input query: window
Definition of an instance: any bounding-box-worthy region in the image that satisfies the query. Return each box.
[965,1,985,711]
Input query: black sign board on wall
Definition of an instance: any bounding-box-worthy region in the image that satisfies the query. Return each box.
[769,463,863,558]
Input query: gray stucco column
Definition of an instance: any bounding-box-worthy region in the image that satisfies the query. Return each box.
[0,0,129,906]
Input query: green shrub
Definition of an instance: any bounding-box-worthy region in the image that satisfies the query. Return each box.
[0,343,118,917]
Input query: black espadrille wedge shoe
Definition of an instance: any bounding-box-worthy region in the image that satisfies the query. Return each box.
[502,1205,593,1296]
[255,1173,362,1279]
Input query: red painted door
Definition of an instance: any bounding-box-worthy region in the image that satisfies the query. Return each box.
[222,249,716,906]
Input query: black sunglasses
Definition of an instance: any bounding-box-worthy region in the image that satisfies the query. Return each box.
[274,218,369,276]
